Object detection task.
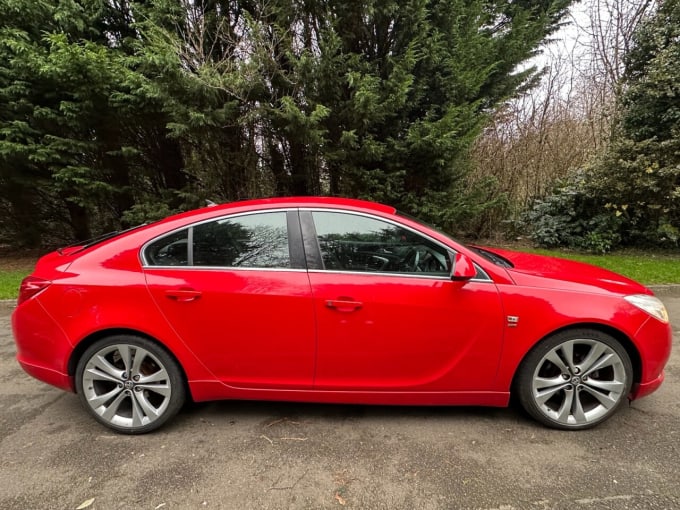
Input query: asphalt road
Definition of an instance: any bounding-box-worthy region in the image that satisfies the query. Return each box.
[1,298,679,510]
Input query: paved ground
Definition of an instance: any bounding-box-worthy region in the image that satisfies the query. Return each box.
[1,299,679,510]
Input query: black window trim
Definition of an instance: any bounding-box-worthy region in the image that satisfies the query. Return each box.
[140,208,304,271]
[298,210,323,270]
[286,210,307,270]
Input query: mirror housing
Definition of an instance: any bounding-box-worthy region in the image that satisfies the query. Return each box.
[451,252,477,281]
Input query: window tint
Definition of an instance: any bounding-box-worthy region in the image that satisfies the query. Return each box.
[145,229,189,266]
[193,212,290,268]
[312,212,450,275]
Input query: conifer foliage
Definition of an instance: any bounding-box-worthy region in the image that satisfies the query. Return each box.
[0,0,571,246]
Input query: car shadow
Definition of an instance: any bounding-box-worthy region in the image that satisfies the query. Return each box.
[175,398,531,430]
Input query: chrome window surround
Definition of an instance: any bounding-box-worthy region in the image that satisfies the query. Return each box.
[139,207,493,282]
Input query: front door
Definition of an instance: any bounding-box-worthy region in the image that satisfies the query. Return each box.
[305,210,504,391]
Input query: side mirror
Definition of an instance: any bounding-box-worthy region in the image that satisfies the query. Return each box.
[451,252,477,281]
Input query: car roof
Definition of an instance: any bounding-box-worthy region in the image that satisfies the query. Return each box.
[173,196,397,221]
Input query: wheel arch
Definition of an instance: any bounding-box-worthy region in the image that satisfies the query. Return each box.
[68,328,192,400]
[510,322,642,394]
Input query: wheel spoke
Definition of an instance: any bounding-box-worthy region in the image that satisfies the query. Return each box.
[130,347,150,377]
[87,386,123,408]
[86,367,122,385]
[138,367,169,384]
[577,343,607,374]
[572,391,587,423]
[558,341,577,373]
[130,391,146,427]
[534,375,567,390]
[582,386,618,409]
[100,391,128,421]
[90,354,124,381]
[137,382,171,397]
[535,382,569,405]
[117,344,133,374]
[133,391,161,419]
[545,350,569,373]
[556,389,574,422]
[582,352,615,377]
[583,379,625,393]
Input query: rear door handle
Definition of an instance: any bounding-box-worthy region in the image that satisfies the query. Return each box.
[165,289,202,302]
[325,299,363,312]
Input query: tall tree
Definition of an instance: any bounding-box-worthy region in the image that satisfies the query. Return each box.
[160,0,573,227]
[0,0,573,245]
[0,0,191,244]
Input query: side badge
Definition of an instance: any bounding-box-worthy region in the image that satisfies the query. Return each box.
[507,316,519,328]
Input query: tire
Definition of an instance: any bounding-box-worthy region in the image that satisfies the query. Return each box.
[75,335,186,434]
[516,329,633,430]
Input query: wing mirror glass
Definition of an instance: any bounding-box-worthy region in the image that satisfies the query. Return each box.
[451,252,476,281]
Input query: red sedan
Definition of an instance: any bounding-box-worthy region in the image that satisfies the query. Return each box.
[12,197,672,433]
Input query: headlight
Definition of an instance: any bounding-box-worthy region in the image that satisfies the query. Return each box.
[624,294,669,323]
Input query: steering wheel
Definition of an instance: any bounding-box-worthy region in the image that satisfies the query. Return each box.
[418,250,447,272]
[412,249,420,271]
[402,246,447,273]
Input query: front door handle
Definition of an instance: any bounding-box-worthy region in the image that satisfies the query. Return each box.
[165,289,202,302]
[325,299,363,312]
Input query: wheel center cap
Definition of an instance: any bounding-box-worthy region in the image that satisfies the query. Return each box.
[571,376,581,385]
[124,380,134,390]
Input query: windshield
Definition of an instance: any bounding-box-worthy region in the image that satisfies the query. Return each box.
[467,246,514,268]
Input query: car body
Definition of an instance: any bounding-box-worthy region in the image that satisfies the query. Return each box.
[12,197,672,433]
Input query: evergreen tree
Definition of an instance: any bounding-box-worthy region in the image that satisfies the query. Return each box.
[159,0,572,228]
[0,0,573,245]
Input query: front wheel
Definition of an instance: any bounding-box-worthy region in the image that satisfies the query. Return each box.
[516,329,633,430]
[75,335,185,434]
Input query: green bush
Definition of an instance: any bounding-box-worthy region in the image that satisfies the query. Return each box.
[523,170,622,253]
[524,2,680,253]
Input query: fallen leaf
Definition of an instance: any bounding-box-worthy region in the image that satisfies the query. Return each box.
[76,498,95,509]
[334,492,346,506]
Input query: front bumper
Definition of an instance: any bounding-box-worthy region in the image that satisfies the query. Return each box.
[630,370,665,400]
[629,314,673,400]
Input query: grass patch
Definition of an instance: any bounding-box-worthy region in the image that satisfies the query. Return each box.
[522,248,680,285]
[0,255,37,300]
[0,270,27,300]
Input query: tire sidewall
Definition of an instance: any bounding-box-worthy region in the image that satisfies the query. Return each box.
[517,329,633,430]
[75,335,185,434]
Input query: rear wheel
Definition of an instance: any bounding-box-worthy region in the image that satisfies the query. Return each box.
[75,335,185,434]
[517,329,632,430]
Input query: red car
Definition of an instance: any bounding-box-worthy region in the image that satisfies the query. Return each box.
[12,197,672,433]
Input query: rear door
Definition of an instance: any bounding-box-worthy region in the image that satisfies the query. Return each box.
[143,210,316,389]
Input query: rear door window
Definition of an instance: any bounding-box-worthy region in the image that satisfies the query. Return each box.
[144,212,291,269]
[192,212,290,268]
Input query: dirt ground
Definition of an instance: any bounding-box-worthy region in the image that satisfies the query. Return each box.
[1,298,679,510]
[0,249,38,272]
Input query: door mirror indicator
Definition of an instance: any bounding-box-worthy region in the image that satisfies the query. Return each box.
[451,253,477,281]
